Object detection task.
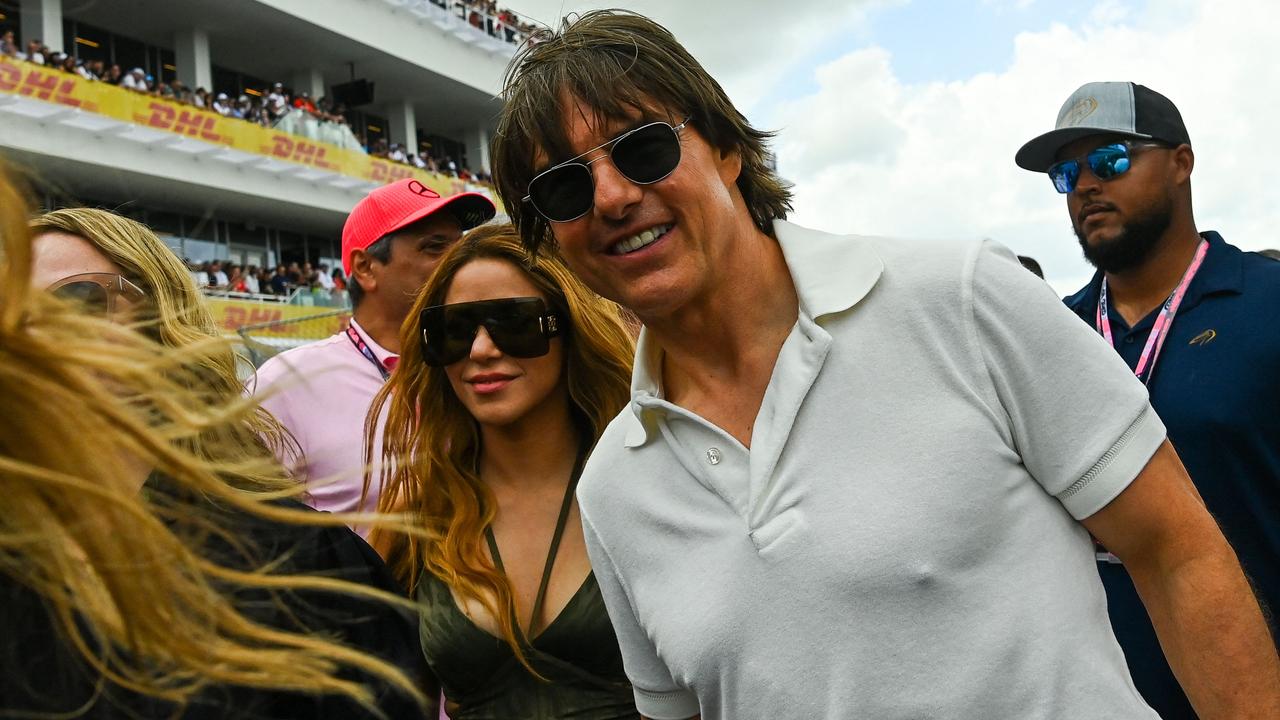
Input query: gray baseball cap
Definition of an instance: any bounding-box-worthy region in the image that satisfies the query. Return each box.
[1015,82,1190,172]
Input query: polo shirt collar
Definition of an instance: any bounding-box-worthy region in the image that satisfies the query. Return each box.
[348,317,398,368]
[1065,231,1243,322]
[622,219,885,447]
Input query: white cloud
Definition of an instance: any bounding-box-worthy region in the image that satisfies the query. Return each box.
[775,0,1280,292]
[506,0,895,116]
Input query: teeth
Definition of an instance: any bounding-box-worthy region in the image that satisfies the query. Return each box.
[613,224,671,254]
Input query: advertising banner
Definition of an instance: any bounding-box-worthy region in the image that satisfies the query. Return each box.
[0,57,470,196]
[206,297,349,339]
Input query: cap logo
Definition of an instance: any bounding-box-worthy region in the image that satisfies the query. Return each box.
[407,180,440,199]
[1063,97,1099,126]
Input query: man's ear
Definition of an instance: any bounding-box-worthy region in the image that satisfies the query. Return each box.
[717,145,743,186]
[349,249,378,295]
[1171,143,1194,185]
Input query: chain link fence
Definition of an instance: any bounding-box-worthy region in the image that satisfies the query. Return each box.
[236,308,349,367]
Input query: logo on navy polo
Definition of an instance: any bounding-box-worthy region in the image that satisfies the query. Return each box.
[1189,329,1217,346]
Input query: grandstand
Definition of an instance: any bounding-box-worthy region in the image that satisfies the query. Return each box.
[1,0,514,355]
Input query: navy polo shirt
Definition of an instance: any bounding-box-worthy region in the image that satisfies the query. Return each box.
[1065,231,1280,719]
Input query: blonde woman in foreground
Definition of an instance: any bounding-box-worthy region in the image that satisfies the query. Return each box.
[368,224,639,719]
[0,178,428,718]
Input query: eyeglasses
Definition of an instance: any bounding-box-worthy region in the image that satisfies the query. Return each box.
[523,117,690,223]
[420,297,561,367]
[1047,141,1169,193]
[46,272,147,316]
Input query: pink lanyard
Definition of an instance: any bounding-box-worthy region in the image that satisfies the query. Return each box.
[345,325,391,381]
[1096,239,1209,385]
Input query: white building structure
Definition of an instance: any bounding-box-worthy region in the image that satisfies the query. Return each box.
[1,0,513,270]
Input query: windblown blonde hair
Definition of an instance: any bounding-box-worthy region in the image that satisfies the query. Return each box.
[29,207,297,478]
[0,170,423,712]
[367,223,634,669]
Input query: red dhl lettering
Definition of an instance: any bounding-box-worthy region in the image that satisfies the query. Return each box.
[147,102,176,130]
[174,111,224,143]
[246,308,283,328]
[221,307,283,330]
[0,63,22,92]
[271,135,293,158]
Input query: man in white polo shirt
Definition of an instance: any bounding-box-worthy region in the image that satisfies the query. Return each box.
[488,11,1280,720]
[250,179,494,531]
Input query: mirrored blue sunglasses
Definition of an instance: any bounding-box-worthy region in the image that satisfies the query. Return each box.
[1047,141,1168,194]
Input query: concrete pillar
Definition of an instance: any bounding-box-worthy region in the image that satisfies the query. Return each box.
[387,99,417,157]
[463,124,490,176]
[21,0,63,53]
[174,28,213,91]
[291,67,326,101]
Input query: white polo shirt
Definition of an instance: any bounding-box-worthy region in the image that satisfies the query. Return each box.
[578,221,1164,720]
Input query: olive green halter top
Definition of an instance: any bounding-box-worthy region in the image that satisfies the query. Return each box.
[416,453,637,719]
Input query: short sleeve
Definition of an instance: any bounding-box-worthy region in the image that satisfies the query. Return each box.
[579,509,700,720]
[966,239,1167,519]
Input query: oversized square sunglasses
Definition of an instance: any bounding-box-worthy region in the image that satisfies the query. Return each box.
[1047,140,1169,194]
[522,117,690,223]
[420,297,561,367]
[46,272,147,316]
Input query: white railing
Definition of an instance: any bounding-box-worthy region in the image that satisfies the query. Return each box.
[382,0,527,55]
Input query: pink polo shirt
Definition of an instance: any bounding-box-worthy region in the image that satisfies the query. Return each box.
[250,319,395,535]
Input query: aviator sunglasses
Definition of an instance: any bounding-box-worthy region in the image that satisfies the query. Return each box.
[523,117,690,223]
[46,272,147,316]
[1047,140,1169,194]
[420,297,562,367]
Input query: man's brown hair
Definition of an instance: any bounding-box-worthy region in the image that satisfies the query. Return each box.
[492,10,793,254]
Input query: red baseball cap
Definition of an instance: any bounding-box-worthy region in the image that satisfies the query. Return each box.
[341,179,496,274]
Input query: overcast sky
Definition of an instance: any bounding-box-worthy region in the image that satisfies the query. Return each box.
[504,0,1279,293]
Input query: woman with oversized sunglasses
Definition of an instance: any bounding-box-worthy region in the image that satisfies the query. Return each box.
[367,224,638,719]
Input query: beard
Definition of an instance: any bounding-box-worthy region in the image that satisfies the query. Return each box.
[1074,199,1173,274]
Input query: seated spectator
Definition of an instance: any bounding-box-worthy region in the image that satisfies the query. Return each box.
[270,264,291,295]
[244,265,261,294]
[388,143,407,163]
[103,64,123,85]
[23,39,45,65]
[316,263,336,291]
[156,82,176,100]
[208,259,229,287]
[212,92,233,116]
[254,267,273,294]
[330,267,347,291]
[193,87,210,109]
[227,264,249,293]
[292,92,317,114]
[0,30,17,57]
[122,67,148,92]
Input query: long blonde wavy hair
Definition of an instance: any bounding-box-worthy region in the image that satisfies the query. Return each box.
[29,207,297,477]
[366,223,634,668]
[0,170,423,712]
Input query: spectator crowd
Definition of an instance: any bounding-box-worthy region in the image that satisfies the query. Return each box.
[188,258,349,306]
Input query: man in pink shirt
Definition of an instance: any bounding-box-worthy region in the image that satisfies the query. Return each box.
[251,179,495,531]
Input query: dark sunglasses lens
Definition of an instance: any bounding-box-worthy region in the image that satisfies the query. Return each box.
[530,163,594,222]
[1088,144,1130,179]
[421,307,475,366]
[484,302,548,358]
[613,123,681,184]
[52,281,110,314]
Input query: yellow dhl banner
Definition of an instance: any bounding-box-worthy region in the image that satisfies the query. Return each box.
[0,57,472,194]
[207,298,349,339]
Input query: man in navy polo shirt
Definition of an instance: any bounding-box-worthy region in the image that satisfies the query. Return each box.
[1017,81,1280,718]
